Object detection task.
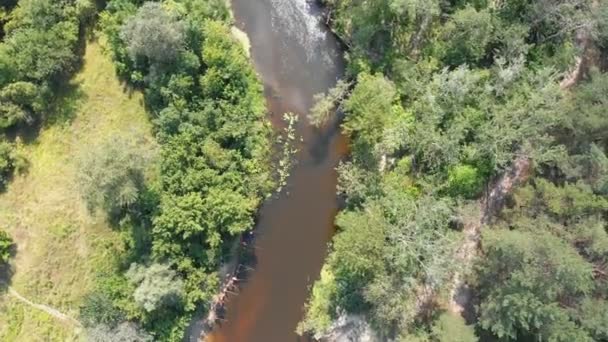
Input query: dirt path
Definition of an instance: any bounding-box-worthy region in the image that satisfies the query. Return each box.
[447,156,531,315]
[5,287,81,327]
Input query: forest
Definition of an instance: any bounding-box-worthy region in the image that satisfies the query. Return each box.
[0,0,273,340]
[1,0,608,341]
[299,0,608,341]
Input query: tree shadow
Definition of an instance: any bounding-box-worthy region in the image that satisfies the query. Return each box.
[0,241,18,294]
[44,80,88,128]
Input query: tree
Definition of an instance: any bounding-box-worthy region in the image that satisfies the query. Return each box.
[441,6,493,65]
[309,80,350,127]
[76,136,152,217]
[577,299,608,341]
[120,2,185,63]
[0,81,43,127]
[125,263,184,313]
[87,322,152,342]
[475,229,594,341]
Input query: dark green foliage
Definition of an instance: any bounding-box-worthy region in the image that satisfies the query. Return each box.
[80,292,125,328]
[439,6,493,65]
[303,0,608,340]
[99,0,273,339]
[0,0,86,129]
[0,229,12,263]
[475,229,594,340]
[0,140,15,189]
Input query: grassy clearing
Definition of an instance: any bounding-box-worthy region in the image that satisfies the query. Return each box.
[0,38,156,341]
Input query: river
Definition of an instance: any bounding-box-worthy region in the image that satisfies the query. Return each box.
[205,0,346,341]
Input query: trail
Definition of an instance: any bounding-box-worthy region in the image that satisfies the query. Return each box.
[5,286,81,326]
[447,156,531,315]
[446,5,600,314]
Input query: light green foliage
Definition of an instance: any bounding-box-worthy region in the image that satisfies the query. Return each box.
[0,230,12,263]
[447,164,483,198]
[297,265,338,335]
[562,70,608,147]
[578,299,608,340]
[309,79,350,127]
[595,1,608,48]
[120,2,185,63]
[0,82,42,127]
[430,312,477,342]
[343,73,396,143]
[126,263,184,313]
[87,322,153,342]
[302,193,457,336]
[343,72,405,166]
[76,136,152,216]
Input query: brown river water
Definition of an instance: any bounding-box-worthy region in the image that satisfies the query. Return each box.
[205,0,346,341]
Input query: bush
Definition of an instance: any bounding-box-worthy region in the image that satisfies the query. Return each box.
[0,140,16,189]
[87,322,152,342]
[80,292,124,328]
[0,230,12,263]
[447,164,484,198]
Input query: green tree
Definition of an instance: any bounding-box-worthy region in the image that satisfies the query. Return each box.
[441,6,493,65]
[475,229,594,341]
[76,136,152,217]
[309,80,350,127]
[120,2,185,63]
[126,263,184,313]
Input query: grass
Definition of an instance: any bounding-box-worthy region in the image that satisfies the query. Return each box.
[0,38,157,341]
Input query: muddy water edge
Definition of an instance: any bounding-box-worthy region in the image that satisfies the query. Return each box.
[205,0,346,341]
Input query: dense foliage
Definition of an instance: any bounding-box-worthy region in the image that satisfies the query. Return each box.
[0,0,92,191]
[0,0,91,128]
[76,0,274,340]
[301,0,608,341]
